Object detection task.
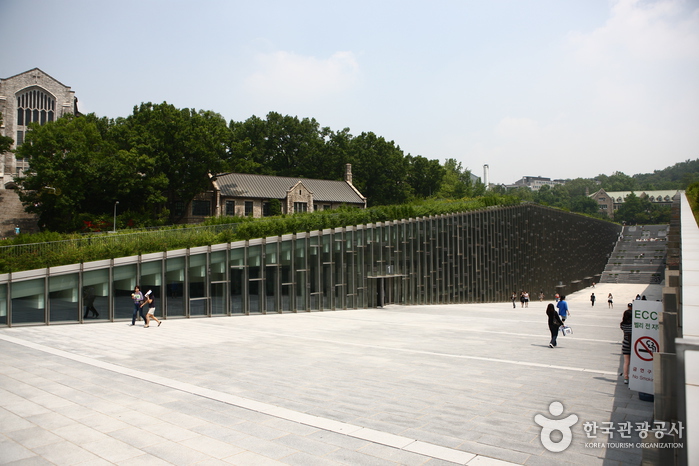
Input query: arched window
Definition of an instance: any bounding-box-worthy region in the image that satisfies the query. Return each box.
[16,87,56,128]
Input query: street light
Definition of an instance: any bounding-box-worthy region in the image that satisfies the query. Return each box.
[113,201,119,233]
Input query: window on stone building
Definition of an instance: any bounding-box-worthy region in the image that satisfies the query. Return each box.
[263,202,270,217]
[245,201,253,216]
[294,202,307,213]
[192,200,211,216]
[16,88,55,126]
[173,201,184,217]
[226,201,236,216]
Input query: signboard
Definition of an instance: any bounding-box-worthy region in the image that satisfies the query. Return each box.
[628,300,662,394]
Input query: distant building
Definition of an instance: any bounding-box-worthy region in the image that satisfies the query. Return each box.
[180,164,367,223]
[0,68,79,189]
[508,176,565,191]
[589,188,680,218]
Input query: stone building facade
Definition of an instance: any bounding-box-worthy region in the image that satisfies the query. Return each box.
[0,68,78,189]
[589,188,680,218]
[179,165,367,224]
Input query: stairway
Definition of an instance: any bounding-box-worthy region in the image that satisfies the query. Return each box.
[600,225,668,285]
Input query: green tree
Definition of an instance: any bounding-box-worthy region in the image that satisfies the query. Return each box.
[228,112,330,179]
[406,155,445,198]
[123,102,230,221]
[570,195,601,215]
[597,171,638,191]
[348,132,412,206]
[614,193,670,224]
[15,114,128,231]
[436,159,475,199]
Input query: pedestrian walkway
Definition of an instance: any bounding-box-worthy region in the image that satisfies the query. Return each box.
[0,283,660,465]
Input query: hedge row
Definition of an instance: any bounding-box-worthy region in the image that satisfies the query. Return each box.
[0,195,517,273]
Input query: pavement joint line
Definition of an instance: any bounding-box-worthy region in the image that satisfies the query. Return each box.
[0,333,511,466]
[239,328,619,375]
[294,313,623,339]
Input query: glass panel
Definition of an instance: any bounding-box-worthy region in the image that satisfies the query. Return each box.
[265,266,277,313]
[230,267,244,314]
[49,274,79,323]
[281,240,293,312]
[210,251,227,315]
[113,264,137,320]
[295,238,307,311]
[83,269,108,320]
[140,261,162,319]
[309,237,320,310]
[11,278,45,325]
[281,284,292,312]
[230,247,245,267]
[189,254,207,316]
[295,270,307,311]
[265,242,277,265]
[248,245,261,314]
[211,282,226,315]
[0,284,6,326]
[166,257,186,317]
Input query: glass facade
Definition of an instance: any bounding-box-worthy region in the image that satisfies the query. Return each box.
[0,205,621,326]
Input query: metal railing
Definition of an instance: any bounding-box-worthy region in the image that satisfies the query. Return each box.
[0,223,240,262]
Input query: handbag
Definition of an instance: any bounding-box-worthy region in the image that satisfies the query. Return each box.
[560,325,573,336]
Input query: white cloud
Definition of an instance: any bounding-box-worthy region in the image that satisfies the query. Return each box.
[568,0,699,65]
[244,51,360,102]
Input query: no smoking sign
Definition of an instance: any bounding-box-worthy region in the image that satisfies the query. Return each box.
[634,336,659,361]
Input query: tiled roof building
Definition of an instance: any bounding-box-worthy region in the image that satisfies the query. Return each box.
[182,164,366,222]
[589,188,680,218]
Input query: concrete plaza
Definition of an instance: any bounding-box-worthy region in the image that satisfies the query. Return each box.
[0,283,661,465]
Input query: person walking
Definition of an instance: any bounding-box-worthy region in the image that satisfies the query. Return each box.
[590,293,596,307]
[608,293,614,309]
[130,286,147,326]
[546,303,564,348]
[511,292,517,309]
[557,295,570,322]
[620,306,633,384]
[82,285,99,319]
[523,291,530,308]
[141,290,161,328]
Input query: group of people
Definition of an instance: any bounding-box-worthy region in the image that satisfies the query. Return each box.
[545,295,569,348]
[541,290,637,385]
[131,285,162,327]
[512,291,538,308]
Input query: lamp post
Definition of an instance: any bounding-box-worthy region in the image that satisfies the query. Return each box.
[113,201,119,233]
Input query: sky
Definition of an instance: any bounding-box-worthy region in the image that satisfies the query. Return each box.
[1,0,698,185]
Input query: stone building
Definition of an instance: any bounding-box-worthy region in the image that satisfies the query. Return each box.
[589,188,680,218]
[0,68,78,188]
[508,175,565,191]
[0,68,78,236]
[180,164,367,223]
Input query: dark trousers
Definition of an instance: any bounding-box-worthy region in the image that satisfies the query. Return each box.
[132,303,146,324]
[549,325,559,346]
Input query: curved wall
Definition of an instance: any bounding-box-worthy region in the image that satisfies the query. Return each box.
[0,204,621,326]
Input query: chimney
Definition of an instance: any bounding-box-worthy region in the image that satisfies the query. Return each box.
[483,164,489,190]
[345,163,353,185]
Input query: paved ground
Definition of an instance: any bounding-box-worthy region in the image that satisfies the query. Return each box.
[0,283,661,465]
